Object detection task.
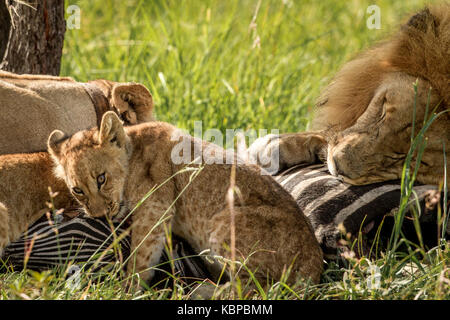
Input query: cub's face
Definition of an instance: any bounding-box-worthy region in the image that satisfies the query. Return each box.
[62,144,127,218]
[48,112,131,219]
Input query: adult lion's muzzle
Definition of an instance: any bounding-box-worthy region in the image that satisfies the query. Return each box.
[326,134,389,185]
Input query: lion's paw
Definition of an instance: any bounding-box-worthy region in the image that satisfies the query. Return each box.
[248,134,282,175]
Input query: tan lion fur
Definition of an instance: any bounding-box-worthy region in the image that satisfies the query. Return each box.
[314,4,449,130]
[0,71,153,155]
[48,112,323,289]
[0,152,74,255]
[249,5,449,185]
[0,72,154,255]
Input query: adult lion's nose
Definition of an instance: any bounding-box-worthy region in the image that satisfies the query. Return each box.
[328,155,344,177]
[326,146,339,177]
[332,156,344,176]
[327,139,354,177]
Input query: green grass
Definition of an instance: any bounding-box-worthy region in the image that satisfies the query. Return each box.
[60,0,431,134]
[1,0,449,300]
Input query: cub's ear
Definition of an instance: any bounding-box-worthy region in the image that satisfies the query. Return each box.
[47,130,66,160]
[111,82,153,124]
[99,111,127,148]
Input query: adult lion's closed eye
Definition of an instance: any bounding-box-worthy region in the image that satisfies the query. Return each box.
[250,5,449,186]
[327,73,445,185]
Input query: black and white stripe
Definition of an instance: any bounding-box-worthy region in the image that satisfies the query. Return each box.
[1,214,210,286]
[275,164,447,256]
[2,215,130,271]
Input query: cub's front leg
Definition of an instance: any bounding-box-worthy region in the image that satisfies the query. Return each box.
[248,131,327,174]
[0,203,9,255]
[127,202,173,286]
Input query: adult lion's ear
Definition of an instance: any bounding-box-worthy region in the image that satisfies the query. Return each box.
[47,130,66,160]
[99,111,127,148]
[111,82,153,125]
[406,7,437,34]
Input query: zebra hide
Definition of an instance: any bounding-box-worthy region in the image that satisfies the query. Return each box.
[1,164,447,284]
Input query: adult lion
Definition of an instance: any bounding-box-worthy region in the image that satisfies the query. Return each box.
[0,71,153,155]
[249,5,449,186]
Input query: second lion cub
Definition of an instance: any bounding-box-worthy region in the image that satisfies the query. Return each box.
[48,111,323,288]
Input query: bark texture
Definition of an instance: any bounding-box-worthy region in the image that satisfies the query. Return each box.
[0,0,66,75]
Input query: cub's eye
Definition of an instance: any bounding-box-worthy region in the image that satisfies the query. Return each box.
[72,187,84,195]
[97,173,106,189]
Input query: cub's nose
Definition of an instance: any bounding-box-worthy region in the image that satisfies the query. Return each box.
[89,207,109,218]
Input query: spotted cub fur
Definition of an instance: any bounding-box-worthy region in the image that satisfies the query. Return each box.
[48,111,323,288]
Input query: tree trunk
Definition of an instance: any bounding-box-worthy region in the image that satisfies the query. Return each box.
[0,1,11,59]
[0,0,66,76]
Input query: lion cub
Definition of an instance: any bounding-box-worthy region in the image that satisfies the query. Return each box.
[48,111,323,287]
[0,153,75,255]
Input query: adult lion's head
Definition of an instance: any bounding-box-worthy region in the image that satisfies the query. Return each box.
[316,5,449,185]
